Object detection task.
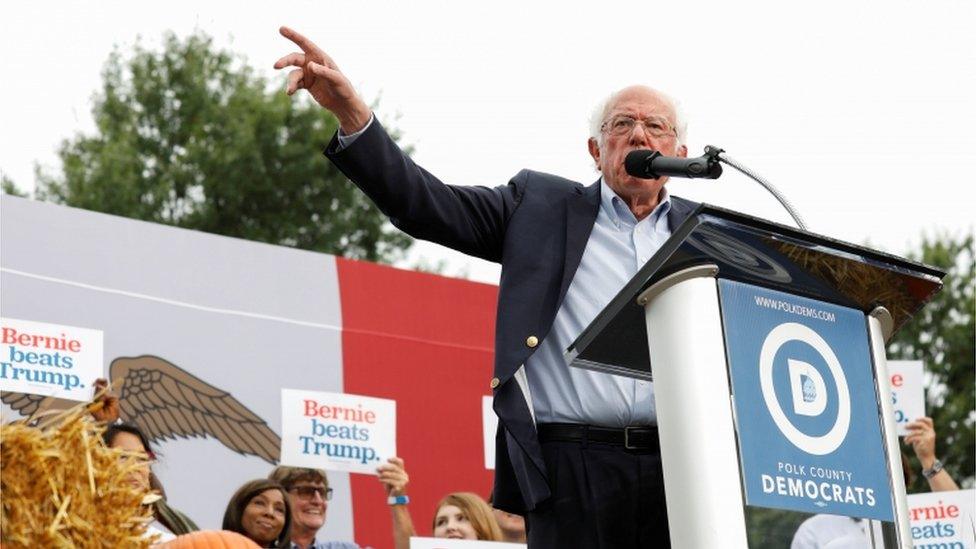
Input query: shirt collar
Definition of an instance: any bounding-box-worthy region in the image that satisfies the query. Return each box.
[599,178,672,230]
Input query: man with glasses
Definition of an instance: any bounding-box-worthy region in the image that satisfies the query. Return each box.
[276,25,697,548]
[268,466,356,549]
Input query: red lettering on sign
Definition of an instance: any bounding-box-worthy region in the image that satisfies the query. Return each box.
[1,327,82,352]
[302,399,376,424]
[909,500,959,521]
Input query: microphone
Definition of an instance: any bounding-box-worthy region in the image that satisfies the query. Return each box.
[624,149,723,179]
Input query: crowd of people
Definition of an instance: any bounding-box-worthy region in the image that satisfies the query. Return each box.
[125,426,524,547]
[85,377,964,549]
[88,380,526,547]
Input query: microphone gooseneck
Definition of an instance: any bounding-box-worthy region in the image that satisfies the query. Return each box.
[623,146,808,230]
[711,147,808,230]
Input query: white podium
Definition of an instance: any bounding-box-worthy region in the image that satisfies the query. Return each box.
[567,205,944,548]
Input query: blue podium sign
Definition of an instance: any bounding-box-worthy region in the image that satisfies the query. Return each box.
[719,279,894,521]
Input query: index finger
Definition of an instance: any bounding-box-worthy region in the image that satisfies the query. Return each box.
[280,26,323,56]
[280,26,341,70]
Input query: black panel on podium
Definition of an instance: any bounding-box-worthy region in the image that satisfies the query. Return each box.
[565,203,944,380]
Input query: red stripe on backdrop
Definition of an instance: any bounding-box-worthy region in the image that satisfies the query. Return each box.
[337,258,498,549]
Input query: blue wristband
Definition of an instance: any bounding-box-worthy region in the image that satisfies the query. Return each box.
[387,495,410,506]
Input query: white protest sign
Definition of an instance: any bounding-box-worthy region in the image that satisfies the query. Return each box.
[888,360,925,435]
[280,389,396,475]
[411,537,526,549]
[0,317,104,402]
[907,489,976,548]
[483,395,497,470]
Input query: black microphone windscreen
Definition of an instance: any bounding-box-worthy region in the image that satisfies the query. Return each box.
[624,149,658,178]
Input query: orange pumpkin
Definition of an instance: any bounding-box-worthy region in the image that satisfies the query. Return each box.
[156,530,261,548]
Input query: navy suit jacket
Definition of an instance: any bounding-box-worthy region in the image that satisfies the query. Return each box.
[325,120,698,514]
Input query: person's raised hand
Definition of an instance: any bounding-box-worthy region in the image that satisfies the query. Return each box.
[377,456,410,497]
[904,416,937,466]
[90,378,120,423]
[274,26,371,133]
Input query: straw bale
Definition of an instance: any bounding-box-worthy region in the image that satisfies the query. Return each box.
[1,403,156,547]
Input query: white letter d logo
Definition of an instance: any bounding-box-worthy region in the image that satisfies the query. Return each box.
[760,322,850,455]
[788,359,827,416]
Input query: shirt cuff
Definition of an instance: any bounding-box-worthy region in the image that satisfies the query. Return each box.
[336,113,375,150]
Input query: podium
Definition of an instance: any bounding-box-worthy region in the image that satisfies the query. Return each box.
[566,204,944,548]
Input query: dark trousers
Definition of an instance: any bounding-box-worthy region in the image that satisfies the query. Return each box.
[526,438,670,549]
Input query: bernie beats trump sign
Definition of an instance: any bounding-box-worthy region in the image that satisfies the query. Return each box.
[719,280,894,521]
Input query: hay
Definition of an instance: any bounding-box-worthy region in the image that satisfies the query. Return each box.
[1,402,157,547]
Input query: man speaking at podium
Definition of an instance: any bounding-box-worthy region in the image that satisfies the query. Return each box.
[276,26,698,548]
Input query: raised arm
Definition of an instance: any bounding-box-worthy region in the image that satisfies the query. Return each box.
[904,416,960,492]
[377,457,416,549]
[274,26,521,262]
[274,26,371,134]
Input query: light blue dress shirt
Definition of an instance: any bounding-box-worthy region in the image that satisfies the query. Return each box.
[338,118,673,427]
[524,179,672,427]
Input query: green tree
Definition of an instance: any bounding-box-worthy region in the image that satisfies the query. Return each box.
[2,174,26,197]
[888,233,975,489]
[36,32,411,262]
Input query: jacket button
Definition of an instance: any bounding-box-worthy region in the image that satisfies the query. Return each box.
[526,335,539,348]
[490,377,500,389]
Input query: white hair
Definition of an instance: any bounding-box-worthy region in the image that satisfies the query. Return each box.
[588,86,687,147]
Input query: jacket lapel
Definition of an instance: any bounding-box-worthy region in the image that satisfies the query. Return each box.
[557,180,602,305]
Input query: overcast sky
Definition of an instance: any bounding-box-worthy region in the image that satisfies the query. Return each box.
[2,0,973,283]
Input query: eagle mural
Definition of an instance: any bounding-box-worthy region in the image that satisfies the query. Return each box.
[1,355,281,464]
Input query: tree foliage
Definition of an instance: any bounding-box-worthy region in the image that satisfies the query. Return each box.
[36,32,411,262]
[2,174,26,198]
[888,233,975,489]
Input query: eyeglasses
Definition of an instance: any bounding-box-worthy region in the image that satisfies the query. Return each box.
[601,114,676,138]
[290,485,333,501]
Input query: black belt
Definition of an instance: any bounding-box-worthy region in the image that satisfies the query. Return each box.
[537,423,659,452]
